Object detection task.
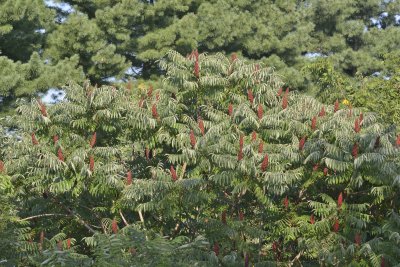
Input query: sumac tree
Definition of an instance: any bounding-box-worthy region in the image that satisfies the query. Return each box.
[1,51,399,266]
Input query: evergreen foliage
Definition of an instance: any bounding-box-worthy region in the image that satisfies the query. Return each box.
[48,0,400,87]
[1,0,400,119]
[1,51,399,266]
[0,0,83,114]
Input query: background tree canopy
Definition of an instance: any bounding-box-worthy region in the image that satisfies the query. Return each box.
[1,1,399,102]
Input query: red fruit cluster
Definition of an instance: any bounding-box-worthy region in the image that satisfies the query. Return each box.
[299,136,306,150]
[337,192,343,208]
[38,100,48,117]
[221,211,227,224]
[0,160,4,173]
[323,167,328,176]
[319,106,326,117]
[261,154,269,172]
[53,135,59,144]
[170,165,177,181]
[67,238,71,249]
[251,131,257,141]
[193,50,200,78]
[247,89,254,105]
[198,117,205,136]
[112,219,118,234]
[145,147,150,160]
[313,164,319,171]
[190,130,196,148]
[352,143,358,158]
[239,211,244,221]
[333,219,340,232]
[194,61,200,78]
[89,156,94,172]
[31,133,39,145]
[283,196,289,209]
[147,85,153,97]
[310,214,315,224]
[244,253,249,267]
[57,148,64,162]
[354,118,361,133]
[258,141,264,154]
[126,171,132,185]
[334,99,339,113]
[152,104,158,119]
[282,93,288,109]
[311,116,317,130]
[213,242,220,256]
[238,135,244,161]
[272,241,278,252]
[90,132,97,148]
[228,103,233,117]
[257,104,263,120]
[354,233,361,246]
[396,135,400,147]
[239,135,244,149]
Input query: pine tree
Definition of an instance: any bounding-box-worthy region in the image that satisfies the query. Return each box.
[0,1,84,115]
[45,0,400,87]
[45,13,129,84]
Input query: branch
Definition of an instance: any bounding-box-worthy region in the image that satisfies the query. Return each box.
[79,204,106,233]
[180,162,187,179]
[67,208,97,234]
[290,251,303,266]
[119,210,130,226]
[19,213,69,221]
[49,195,97,234]
[138,210,145,224]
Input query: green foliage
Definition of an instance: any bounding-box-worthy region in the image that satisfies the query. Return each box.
[303,53,400,126]
[0,0,84,115]
[0,0,54,61]
[46,0,400,87]
[1,51,399,266]
[2,0,400,120]
[45,13,130,83]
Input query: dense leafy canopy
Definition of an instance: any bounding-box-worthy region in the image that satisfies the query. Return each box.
[1,52,399,266]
